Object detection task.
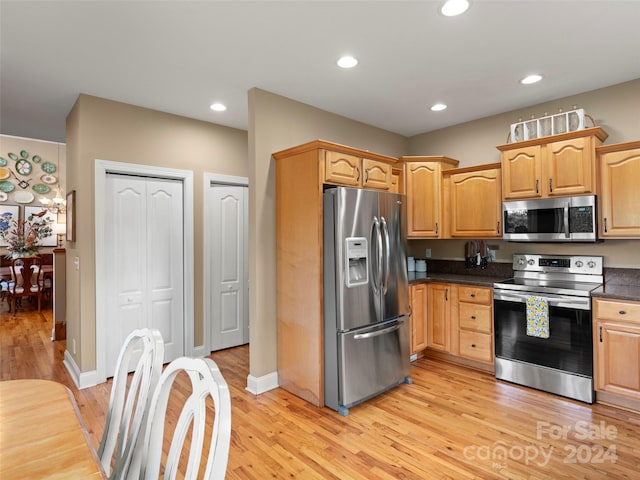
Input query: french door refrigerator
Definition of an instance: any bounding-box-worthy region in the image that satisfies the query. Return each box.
[323,186,411,416]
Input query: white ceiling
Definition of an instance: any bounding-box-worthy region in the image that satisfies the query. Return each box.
[2,1,640,144]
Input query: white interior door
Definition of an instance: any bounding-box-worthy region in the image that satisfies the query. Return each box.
[209,184,248,351]
[105,173,184,376]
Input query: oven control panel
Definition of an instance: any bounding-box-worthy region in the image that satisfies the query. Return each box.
[513,254,603,275]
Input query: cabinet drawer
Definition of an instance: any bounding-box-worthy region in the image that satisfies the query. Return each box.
[459,330,492,363]
[458,286,492,305]
[458,302,492,333]
[594,298,640,323]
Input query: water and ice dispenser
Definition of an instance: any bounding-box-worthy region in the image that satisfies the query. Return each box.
[345,237,368,287]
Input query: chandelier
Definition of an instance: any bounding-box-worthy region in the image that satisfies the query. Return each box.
[40,185,67,214]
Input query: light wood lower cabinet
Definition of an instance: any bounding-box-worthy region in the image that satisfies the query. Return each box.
[457,286,493,364]
[593,298,640,404]
[427,283,452,352]
[409,283,427,354]
[426,282,494,369]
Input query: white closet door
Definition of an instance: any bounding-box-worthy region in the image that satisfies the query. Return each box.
[105,174,184,376]
[209,185,248,350]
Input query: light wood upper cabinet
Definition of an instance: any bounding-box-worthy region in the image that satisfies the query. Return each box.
[323,150,361,187]
[593,298,640,402]
[401,156,459,238]
[444,164,502,238]
[498,127,608,200]
[323,150,393,190]
[598,141,640,238]
[362,158,392,190]
[501,145,542,198]
[409,283,427,355]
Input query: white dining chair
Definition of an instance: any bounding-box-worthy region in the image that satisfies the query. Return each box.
[136,356,232,480]
[97,328,165,480]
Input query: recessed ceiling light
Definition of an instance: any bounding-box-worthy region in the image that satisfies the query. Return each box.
[210,102,227,112]
[440,0,470,17]
[337,55,358,69]
[520,74,543,85]
[430,103,448,112]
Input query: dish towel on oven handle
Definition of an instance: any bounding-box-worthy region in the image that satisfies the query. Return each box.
[526,295,549,338]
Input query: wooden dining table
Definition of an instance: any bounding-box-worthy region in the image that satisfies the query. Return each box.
[0,379,105,479]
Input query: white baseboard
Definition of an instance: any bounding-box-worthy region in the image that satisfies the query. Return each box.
[64,350,99,390]
[246,371,279,395]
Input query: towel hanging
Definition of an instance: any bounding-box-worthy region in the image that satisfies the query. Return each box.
[526,295,549,339]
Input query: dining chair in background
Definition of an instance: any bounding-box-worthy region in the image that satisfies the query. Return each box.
[8,256,42,315]
[97,328,165,480]
[136,356,232,480]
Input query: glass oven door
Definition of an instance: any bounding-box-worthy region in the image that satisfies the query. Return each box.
[494,294,592,377]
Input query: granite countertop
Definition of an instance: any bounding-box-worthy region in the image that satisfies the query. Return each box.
[591,285,640,302]
[408,271,510,288]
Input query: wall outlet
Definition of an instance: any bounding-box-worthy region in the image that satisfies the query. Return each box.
[425,248,432,258]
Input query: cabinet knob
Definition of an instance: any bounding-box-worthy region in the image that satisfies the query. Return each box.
[471,344,476,348]
[470,293,475,298]
[471,316,476,320]
[619,310,626,315]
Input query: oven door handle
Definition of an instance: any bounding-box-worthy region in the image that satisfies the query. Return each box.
[494,291,591,310]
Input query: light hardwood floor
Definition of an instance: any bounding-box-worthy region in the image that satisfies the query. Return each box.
[1,309,639,479]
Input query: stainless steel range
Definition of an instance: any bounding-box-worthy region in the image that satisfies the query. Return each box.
[493,254,603,403]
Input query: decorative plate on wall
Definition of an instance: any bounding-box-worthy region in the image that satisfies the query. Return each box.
[32,183,51,194]
[16,159,32,175]
[0,181,14,193]
[41,162,57,174]
[13,191,34,203]
[7,153,18,160]
[0,158,7,167]
[0,192,7,202]
[0,168,10,180]
[41,174,57,184]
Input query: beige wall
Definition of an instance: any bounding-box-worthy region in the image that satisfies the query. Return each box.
[408,78,640,166]
[65,94,248,372]
[406,78,640,268]
[247,88,408,378]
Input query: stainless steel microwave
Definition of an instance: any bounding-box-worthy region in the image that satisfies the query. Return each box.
[502,195,597,242]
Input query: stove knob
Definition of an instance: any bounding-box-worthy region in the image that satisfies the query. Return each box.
[517,257,526,266]
[588,261,596,268]
[575,260,584,268]
[527,259,535,266]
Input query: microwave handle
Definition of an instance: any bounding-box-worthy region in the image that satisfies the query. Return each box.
[564,202,570,238]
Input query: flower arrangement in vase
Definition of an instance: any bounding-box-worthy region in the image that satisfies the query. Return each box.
[0,210,53,259]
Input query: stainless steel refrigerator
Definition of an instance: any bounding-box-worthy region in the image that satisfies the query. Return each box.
[323,186,411,416]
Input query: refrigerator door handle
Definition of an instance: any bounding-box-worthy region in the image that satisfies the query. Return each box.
[353,319,404,340]
[380,216,390,295]
[371,216,383,293]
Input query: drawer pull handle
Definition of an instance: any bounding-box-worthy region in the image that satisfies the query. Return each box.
[470,293,475,298]
[471,344,476,348]
[471,316,476,320]
[619,310,626,315]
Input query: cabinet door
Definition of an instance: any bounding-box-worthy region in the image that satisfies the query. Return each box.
[427,283,450,352]
[600,147,640,237]
[409,283,427,354]
[501,146,542,199]
[449,168,502,237]
[323,150,361,187]
[406,162,441,237]
[595,320,640,400]
[362,158,392,190]
[546,137,595,196]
